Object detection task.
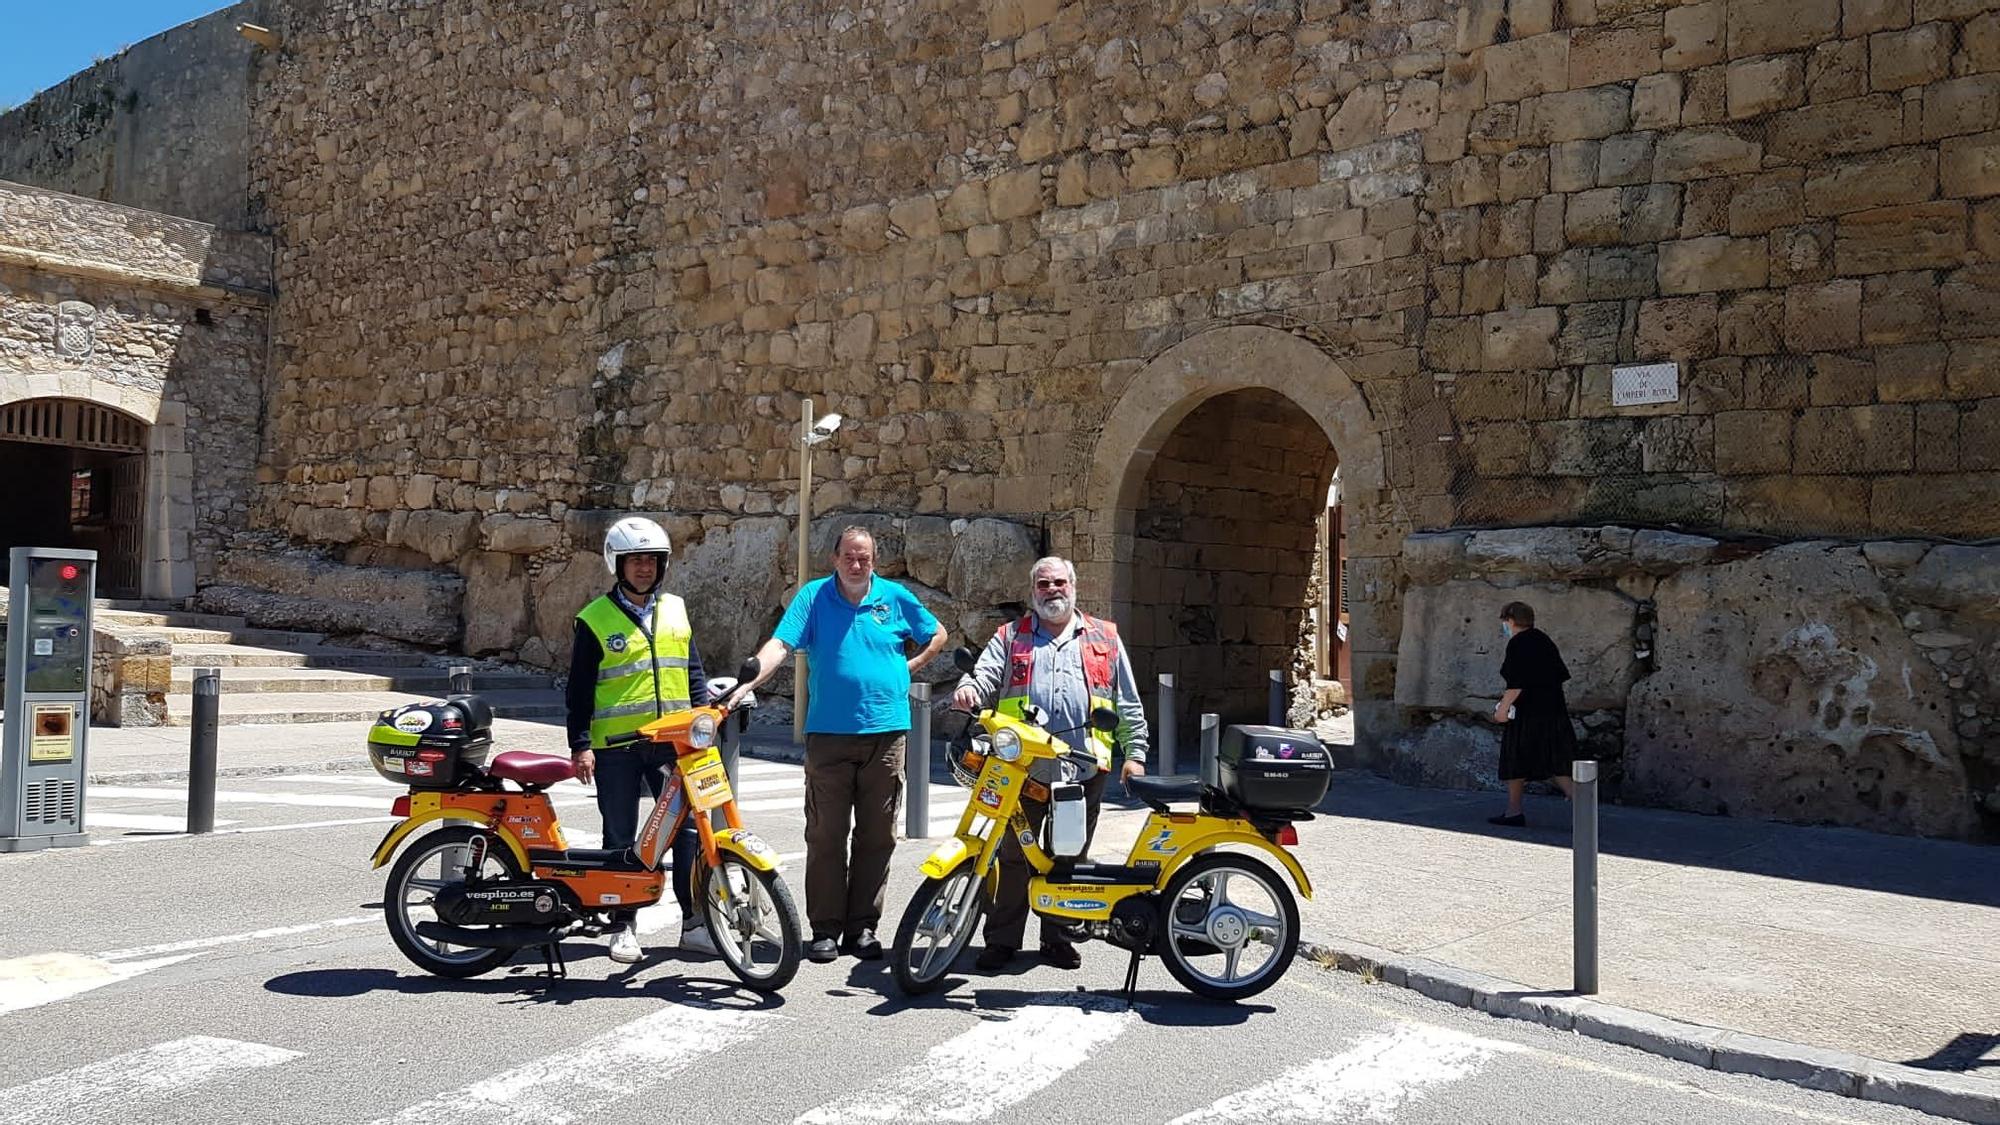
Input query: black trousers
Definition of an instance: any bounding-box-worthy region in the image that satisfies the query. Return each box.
[983,769,1109,950]
[593,745,698,922]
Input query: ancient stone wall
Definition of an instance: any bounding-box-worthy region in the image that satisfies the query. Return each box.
[1392,528,2000,840]
[0,3,269,228]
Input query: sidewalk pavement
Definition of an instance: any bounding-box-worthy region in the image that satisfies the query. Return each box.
[82,718,2000,1121]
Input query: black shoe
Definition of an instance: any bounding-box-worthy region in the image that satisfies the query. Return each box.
[976,944,1018,970]
[1039,943,1082,970]
[807,936,840,963]
[842,928,883,960]
[1487,813,1527,827]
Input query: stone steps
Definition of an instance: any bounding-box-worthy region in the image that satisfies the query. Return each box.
[148,627,330,647]
[168,643,432,669]
[161,688,567,726]
[98,609,250,631]
[166,665,551,694]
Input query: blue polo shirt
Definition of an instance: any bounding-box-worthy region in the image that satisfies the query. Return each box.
[776,575,940,735]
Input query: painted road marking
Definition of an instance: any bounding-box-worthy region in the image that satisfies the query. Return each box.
[86,812,241,831]
[365,1003,772,1124]
[793,994,1135,1124]
[0,1036,302,1125]
[90,816,396,845]
[0,952,203,1016]
[101,915,378,961]
[90,785,394,811]
[1166,1022,1523,1123]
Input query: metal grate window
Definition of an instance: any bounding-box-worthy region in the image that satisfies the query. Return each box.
[22,780,79,825]
[0,399,147,453]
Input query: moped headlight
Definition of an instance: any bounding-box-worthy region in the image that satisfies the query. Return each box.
[689,713,718,749]
[989,727,1021,761]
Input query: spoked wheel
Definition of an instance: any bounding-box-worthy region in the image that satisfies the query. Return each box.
[1157,851,1300,1001]
[697,857,803,993]
[891,868,986,995]
[384,825,520,979]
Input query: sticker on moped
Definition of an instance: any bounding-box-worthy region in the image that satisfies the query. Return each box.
[1056,899,1106,911]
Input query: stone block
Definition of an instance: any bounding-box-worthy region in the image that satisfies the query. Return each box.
[1809,39,1871,102]
[1847,0,1913,35]
[1480,307,1561,370]
[1719,290,1786,354]
[1598,132,1658,186]
[1730,169,1806,235]
[1795,405,1915,472]
[1497,149,1550,202]
[1941,129,2000,198]
[987,168,1044,220]
[1728,0,1839,57]
[1519,86,1632,144]
[1970,10,2000,73]
[1810,352,1878,405]
[1633,73,1684,130]
[1324,85,1386,151]
[1570,24,1662,88]
[1485,32,1572,104]
[1835,201,1968,274]
[1654,129,1763,181]
[1714,409,1793,474]
[1872,472,2000,538]
[1644,414,1715,472]
[1727,54,1806,119]
[1745,355,1814,407]
[1876,342,1949,400]
[461,552,528,656]
[1784,280,1864,351]
[887,193,942,239]
[1766,95,1905,162]
[1804,147,1937,218]
[1664,2,1725,70]
[1922,75,2000,142]
[1637,295,1720,358]
[1948,339,2000,397]
[478,513,562,555]
[1872,23,1954,92]
[1659,235,1769,293]
[1863,272,1943,344]
[1396,579,1636,712]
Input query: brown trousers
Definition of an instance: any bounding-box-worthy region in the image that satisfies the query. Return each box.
[984,768,1109,950]
[803,732,905,939]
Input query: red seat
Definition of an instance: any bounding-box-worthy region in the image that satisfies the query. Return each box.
[489,751,576,787]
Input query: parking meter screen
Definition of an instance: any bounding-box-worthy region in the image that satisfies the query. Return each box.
[25,557,90,694]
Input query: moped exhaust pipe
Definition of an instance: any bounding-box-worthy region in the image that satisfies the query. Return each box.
[414,920,570,951]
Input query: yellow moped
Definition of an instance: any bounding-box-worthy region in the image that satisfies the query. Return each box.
[890,653,1328,1002]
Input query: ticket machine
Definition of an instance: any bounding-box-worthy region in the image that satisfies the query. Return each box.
[0,547,96,851]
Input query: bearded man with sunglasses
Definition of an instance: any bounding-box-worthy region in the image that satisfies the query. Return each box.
[949,555,1151,972]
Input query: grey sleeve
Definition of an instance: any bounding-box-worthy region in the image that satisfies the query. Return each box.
[1111,635,1151,763]
[954,626,1010,706]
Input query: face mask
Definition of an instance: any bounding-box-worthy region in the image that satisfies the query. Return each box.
[1500,622,1513,639]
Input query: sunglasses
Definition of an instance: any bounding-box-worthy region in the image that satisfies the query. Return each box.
[1034,578,1071,590]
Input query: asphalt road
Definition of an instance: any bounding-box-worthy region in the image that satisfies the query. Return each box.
[0,762,1959,1125]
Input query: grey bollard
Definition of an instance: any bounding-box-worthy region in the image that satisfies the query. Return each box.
[1268,668,1286,726]
[906,682,931,838]
[1157,674,1177,777]
[448,664,473,694]
[1199,713,1220,787]
[188,667,221,835]
[1574,759,1600,995]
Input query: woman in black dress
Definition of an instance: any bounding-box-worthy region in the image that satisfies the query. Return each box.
[1488,601,1578,827]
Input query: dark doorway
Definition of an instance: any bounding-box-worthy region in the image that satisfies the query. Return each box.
[0,400,148,598]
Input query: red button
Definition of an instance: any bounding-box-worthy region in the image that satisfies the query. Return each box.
[59,565,79,581]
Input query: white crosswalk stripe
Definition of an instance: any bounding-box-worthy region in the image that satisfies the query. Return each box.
[793,994,1137,1124]
[0,1036,302,1125]
[363,1004,773,1125]
[1164,1022,1524,1124]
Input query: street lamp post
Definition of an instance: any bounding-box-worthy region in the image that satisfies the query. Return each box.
[794,398,842,746]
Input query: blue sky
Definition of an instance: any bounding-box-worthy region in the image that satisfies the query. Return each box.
[2,3,231,109]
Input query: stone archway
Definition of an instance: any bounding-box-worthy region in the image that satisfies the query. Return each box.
[0,378,191,600]
[1068,325,1398,760]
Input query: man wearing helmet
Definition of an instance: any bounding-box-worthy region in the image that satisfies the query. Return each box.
[566,515,716,964]
[950,556,1150,972]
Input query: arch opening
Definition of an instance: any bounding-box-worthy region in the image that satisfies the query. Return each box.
[0,398,151,598]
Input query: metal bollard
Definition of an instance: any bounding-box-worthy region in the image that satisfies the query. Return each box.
[1574,759,1599,995]
[1268,668,1286,726]
[1199,713,1220,787]
[188,667,221,835]
[906,682,931,838]
[448,664,473,694]
[1156,674,1177,776]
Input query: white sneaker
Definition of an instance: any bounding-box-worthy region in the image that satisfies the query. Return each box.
[679,923,720,956]
[607,924,643,964]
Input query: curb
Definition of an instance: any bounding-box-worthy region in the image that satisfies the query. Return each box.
[1301,939,2000,1125]
[89,758,379,786]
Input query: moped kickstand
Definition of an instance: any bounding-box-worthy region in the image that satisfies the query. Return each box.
[1072,946,1145,1009]
[539,941,568,980]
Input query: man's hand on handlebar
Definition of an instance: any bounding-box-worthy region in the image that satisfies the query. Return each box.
[950,684,982,712]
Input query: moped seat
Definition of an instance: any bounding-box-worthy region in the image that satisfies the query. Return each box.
[1126,775,1204,813]
[489,751,576,787]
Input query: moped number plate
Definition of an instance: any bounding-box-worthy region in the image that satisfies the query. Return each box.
[682,748,734,811]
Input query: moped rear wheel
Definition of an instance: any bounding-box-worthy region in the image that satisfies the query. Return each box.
[384,825,521,979]
[697,858,802,993]
[891,868,985,995]
[1157,851,1299,1002]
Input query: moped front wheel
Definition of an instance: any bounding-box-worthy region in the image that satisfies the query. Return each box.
[1157,851,1300,1002]
[697,858,802,993]
[384,825,521,979]
[891,868,985,995]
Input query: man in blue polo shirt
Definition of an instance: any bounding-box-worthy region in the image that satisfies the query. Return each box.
[729,526,947,963]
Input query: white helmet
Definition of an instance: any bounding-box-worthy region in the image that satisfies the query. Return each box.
[603,516,672,591]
